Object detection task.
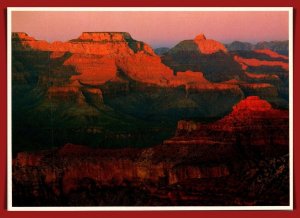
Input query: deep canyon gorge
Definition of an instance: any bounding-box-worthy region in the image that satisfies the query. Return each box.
[11,32,290,206]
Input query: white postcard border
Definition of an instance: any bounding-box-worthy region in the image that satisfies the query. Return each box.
[7,7,294,211]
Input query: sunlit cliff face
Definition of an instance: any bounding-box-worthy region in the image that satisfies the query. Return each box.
[193,33,228,55]
[12,32,243,91]
[234,55,288,71]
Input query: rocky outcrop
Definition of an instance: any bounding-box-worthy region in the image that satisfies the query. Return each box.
[173,96,288,156]
[231,96,272,111]
[234,55,289,71]
[168,71,241,93]
[228,49,289,107]
[244,72,279,80]
[161,34,244,82]
[13,32,153,56]
[254,49,288,60]
[194,34,228,54]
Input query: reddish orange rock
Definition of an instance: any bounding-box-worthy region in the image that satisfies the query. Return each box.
[168,71,240,92]
[194,33,228,54]
[12,32,241,91]
[254,49,288,60]
[245,71,279,80]
[78,32,131,42]
[232,96,272,112]
[171,71,208,86]
[12,32,36,41]
[64,54,118,85]
[234,55,289,71]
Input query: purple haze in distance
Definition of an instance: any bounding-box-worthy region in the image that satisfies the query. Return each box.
[12,11,289,48]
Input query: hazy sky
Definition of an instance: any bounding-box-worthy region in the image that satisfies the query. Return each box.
[12,11,289,48]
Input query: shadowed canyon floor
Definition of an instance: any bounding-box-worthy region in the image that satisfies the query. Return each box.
[11,32,289,206]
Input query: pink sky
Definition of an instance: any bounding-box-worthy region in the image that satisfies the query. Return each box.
[12,11,289,48]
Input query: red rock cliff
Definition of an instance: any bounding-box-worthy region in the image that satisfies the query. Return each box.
[13,32,244,93]
[194,33,228,54]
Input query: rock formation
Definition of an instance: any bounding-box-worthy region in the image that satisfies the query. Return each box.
[161,34,244,82]
[194,33,228,54]
[234,55,288,71]
[11,32,290,206]
[254,49,288,60]
[12,96,289,206]
[169,96,288,155]
[225,40,289,56]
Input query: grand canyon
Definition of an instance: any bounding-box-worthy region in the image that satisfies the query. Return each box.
[11,31,289,206]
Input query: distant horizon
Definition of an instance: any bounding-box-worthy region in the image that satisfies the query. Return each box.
[12,11,289,48]
[12,30,289,49]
